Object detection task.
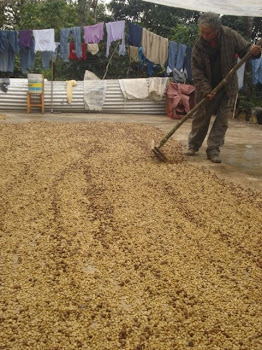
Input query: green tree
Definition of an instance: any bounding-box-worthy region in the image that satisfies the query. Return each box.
[108,0,199,38]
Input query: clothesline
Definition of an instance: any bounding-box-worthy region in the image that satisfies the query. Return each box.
[0,20,192,80]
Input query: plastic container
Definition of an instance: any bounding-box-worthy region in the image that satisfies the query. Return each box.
[28,74,43,94]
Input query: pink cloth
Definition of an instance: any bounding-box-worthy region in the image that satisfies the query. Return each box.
[166,83,195,120]
[83,23,104,44]
[105,20,126,57]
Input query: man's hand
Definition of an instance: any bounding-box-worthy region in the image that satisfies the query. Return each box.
[250,44,261,56]
[205,93,215,100]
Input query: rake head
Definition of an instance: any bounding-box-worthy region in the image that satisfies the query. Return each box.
[151,140,167,162]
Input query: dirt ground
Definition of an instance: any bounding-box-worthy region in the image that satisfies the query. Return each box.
[0,113,262,350]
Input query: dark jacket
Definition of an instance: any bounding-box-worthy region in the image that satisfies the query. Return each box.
[191,25,251,102]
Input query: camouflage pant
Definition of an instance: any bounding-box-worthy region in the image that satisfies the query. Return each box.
[188,89,231,157]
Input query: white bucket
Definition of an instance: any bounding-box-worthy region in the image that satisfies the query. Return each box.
[28,74,43,94]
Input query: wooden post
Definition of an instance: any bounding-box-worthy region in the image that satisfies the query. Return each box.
[103,41,120,80]
[51,59,54,113]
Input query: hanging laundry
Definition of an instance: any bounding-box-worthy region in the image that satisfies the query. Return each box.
[83,22,104,44]
[19,30,34,48]
[83,80,106,111]
[175,43,187,71]
[251,57,262,85]
[235,57,245,90]
[60,27,82,62]
[119,78,149,99]
[129,46,139,62]
[141,28,168,67]
[166,82,195,120]
[148,77,169,101]
[87,44,99,55]
[138,47,156,77]
[0,30,19,73]
[19,42,35,74]
[19,30,35,74]
[65,80,77,104]
[33,29,56,52]
[106,20,126,57]
[69,43,87,60]
[41,42,59,70]
[167,41,179,72]
[128,22,142,47]
[84,70,100,80]
[172,69,187,84]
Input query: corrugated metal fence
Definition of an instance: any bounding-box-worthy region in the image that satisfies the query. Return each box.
[0,78,167,114]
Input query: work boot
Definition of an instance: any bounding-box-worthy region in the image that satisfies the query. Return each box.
[185,149,197,156]
[207,154,222,163]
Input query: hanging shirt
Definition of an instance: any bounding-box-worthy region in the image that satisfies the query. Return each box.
[19,30,34,48]
[128,22,142,47]
[106,20,126,57]
[83,22,104,44]
[69,43,87,60]
[33,29,56,52]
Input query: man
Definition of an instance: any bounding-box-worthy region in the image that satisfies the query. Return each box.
[186,12,261,163]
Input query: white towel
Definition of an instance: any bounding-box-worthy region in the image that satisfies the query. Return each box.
[148,77,169,101]
[33,29,56,52]
[84,80,106,111]
[119,79,149,100]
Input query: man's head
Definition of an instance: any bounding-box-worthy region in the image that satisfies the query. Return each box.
[198,12,221,42]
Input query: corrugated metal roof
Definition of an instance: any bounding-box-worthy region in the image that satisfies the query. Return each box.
[0,78,167,114]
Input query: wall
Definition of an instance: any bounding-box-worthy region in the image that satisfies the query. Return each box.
[0,78,167,115]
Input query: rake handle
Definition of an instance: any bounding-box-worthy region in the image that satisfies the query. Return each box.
[158,38,262,149]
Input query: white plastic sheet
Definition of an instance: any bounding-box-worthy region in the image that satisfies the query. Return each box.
[141,0,262,17]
